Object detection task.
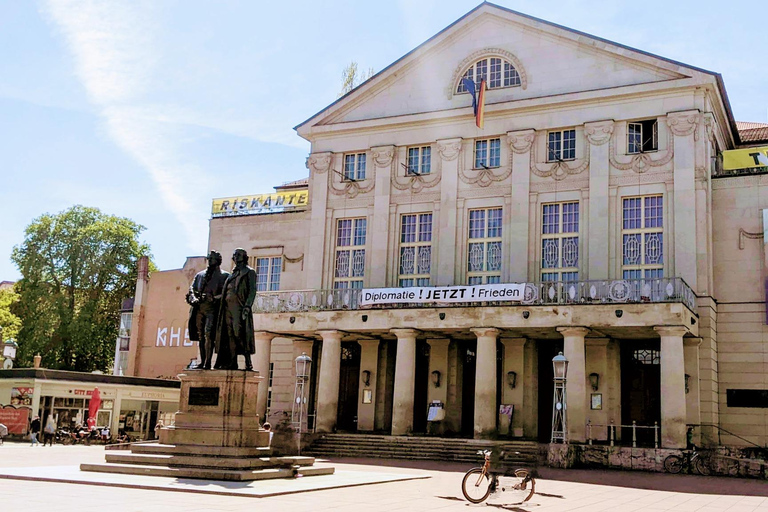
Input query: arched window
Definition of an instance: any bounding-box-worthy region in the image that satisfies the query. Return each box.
[456,56,521,93]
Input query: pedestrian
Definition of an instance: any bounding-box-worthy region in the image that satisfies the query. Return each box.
[43,415,56,446]
[262,422,273,445]
[154,420,164,440]
[0,422,7,445]
[30,416,41,446]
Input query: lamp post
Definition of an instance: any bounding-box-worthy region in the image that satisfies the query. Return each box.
[2,339,18,370]
[551,351,569,443]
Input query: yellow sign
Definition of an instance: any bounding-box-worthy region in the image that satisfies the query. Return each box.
[722,146,768,171]
[211,189,308,217]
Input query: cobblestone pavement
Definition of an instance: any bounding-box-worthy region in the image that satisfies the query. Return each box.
[0,442,767,512]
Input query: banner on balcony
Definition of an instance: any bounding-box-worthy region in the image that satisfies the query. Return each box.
[360,283,526,306]
[211,188,308,218]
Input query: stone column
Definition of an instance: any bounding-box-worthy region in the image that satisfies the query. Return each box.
[667,111,700,290]
[684,337,702,446]
[315,330,342,433]
[558,326,589,443]
[357,339,380,432]
[500,338,526,437]
[391,328,418,435]
[252,331,276,423]
[436,139,462,285]
[655,326,688,448]
[507,130,535,281]
[584,121,614,280]
[369,146,394,287]
[471,327,499,438]
[306,152,332,290]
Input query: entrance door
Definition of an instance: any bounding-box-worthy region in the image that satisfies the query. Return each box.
[461,340,477,437]
[337,342,361,431]
[538,340,564,442]
[621,342,661,447]
[412,340,430,433]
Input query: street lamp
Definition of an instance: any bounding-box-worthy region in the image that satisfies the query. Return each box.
[2,339,18,369]
[292,352,312,456]
[551,351,568,443]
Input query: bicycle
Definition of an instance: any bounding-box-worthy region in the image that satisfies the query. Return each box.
[461,449,535,504]
[663,446,711,475]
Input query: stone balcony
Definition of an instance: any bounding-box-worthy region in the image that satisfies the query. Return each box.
[252,277,697,314]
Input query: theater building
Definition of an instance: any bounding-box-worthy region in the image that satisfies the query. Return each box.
[127,3,768,449]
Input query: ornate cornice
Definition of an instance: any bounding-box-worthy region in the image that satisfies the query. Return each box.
[530,131,590,181]
[701,112,715,143]
[372,146,394,167]
[507,129,535,154]
[459,164,513,187]
[609,134,674,174]
[391,172,442,193]
[306,152,332,174]
[585,120,615,146]
[436,140,461,161]
[449,47,528,98]
[667,110,701,139]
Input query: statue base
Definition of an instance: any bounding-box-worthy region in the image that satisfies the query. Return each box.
[81,370,334,481]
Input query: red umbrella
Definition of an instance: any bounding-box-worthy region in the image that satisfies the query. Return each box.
[87,388,101,429]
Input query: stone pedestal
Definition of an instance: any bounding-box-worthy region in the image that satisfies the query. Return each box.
[163,370,268,447]
[81,370,334,481]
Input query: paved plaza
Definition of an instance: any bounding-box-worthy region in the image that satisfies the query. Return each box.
[0,442,767,511]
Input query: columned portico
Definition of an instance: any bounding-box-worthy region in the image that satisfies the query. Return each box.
[558,327,589,443]
[471,327,499,438]
[316,330,342,432]
[391,328,418,435]
[655,326,688,448]
[253,331,276,422]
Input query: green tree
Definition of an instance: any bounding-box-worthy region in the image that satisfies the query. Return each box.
[11,205,152,372]
[338,61,375,97]
[0,286,21,344]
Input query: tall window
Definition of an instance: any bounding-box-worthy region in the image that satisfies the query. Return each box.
[399,213,432,287]
[255,257,282,291]
[474,138,501,168]
[344,153,366,180]
[118,312,132,351]
[622,196,663,279]
[467,208,503,284]
[407,146,431,175]
[547,129,576,161]
[628,119,658,154]
[334,218,367,288]
[541,202,579,282]
[457,57,521,92]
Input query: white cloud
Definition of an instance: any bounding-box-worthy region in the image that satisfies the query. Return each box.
[40,0,209,251]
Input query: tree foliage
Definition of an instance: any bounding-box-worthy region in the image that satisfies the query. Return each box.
[11,205,152,372]
[0,287,21,343]
[338,61,375,97]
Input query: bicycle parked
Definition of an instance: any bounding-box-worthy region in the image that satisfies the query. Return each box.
[461,449,536,504]
[664,445,711,475]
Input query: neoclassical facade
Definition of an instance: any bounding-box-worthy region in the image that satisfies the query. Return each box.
[194,4,768,449]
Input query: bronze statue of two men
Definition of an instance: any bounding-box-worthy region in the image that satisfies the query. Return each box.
[186,248,257,371]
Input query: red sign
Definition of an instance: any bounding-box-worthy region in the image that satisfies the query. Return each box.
[0,406,30,434]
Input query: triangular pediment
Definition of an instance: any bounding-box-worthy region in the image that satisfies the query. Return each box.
[297,3,717,136]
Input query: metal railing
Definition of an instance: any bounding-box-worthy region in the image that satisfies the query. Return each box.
[587,420,660,448]
[252,277,696,313]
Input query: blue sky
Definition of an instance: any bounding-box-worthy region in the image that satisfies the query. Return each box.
[1,0,766,281]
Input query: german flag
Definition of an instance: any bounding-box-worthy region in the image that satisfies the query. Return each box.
[476,79,486,129]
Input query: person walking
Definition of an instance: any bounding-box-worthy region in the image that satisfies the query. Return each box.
[43,415,57,446]
[30,416,41,446]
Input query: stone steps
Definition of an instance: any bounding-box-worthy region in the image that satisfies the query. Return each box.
[130,443,271,458]
[305,434,540,464]
[104,452,317,470]
[80,462,334,482]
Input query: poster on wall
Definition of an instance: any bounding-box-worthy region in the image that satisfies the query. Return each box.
[0,406,30,434]
[10,387,33,406]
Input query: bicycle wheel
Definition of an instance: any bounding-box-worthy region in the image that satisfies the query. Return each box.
[462,467,492,504]
[664,455,683,474]
[506,469,536,503]
[694,454,711,476]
